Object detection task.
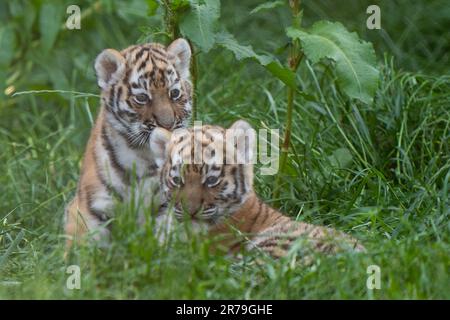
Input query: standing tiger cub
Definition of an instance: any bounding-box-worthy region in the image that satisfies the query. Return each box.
[149,121,365,259]
[64,39,192,253]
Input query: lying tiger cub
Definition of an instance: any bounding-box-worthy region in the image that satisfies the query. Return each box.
[149,120,365,258]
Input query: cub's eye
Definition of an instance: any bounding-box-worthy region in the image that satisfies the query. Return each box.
[133,94,149,105]
[170,88,181,100]
[205,176,220,187]
[171,176,181,186]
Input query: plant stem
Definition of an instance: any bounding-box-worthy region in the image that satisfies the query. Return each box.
[190,44,198,124]
[162,1,197,124]
[163,0,179,40]
[273,0,303,201]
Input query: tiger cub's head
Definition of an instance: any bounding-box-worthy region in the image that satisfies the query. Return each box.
[95,39,192,148]
[150,120,256,225]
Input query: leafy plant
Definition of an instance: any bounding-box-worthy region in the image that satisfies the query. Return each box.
[148,0,379,202]
[147,0,296,122]
[1,0,448,300]
[286,21,379,104]
[145,0,217,122]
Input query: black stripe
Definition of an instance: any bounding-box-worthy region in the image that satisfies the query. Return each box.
[148,69,156,82]
[96,168,124,202]
[238,164,246,194]
[126,84,131,98]
[108,84,116,109]
[90,207,108,222]
[142,77,149,91]
[271,214,285,225]
[90,208,108,222]
[117,108,137,121]
[123,68,130,84]
[231,167,239,200]
[116,86,123,102]
[110,108,129,129]
[134,47,147,62]
[149,56,158,84]
[220,180,228,191]
[211,164,221,171]
[257,202,271,227]
[137,52,149,71]
[101,124,130,185]
[158,68,166,87]
[151,47,167,57]
[257,235,294,250]
[125,99,133,109]
[92,141,125,202]
[151,53,168,64]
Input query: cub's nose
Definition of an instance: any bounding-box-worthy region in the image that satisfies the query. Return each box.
[155,118,174,130]
[181,202,202,218]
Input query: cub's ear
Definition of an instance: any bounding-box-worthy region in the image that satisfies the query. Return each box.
[167,38,191,79]
[94,49,126,89]
[229,120,253,132]
[150,128,172,168]
[227,120,256,164]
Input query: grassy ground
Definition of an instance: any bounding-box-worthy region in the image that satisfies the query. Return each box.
[0,0,449,299]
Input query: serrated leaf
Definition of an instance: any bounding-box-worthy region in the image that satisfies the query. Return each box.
[250,0,284,14]
[215,32,295,88]
[39,3,64,53]
[179,0,220,52]
[287,21,379,104]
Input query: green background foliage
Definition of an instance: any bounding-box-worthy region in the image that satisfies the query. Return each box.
[0,0,449,299]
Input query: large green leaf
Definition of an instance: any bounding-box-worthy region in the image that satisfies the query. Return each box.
[287,21,379,104]
[179,0,220,52]
[0,26,16,66]
[39,3,64,53]
[145,0,159,16]
[215,32,296,88]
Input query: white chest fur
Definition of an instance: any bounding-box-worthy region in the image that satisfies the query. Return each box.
[93,125,160,216]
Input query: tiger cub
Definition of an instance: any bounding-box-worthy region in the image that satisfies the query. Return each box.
[64,39,192,253]
[149,120,365,258]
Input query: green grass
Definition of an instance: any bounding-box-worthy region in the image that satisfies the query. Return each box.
[0,0,449,299]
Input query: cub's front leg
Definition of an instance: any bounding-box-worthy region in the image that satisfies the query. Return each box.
[153,211,177,245]
[64,185,114,258]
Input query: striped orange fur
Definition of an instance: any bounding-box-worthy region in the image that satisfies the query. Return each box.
[150,120,365,259]
[64,39,192,255]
